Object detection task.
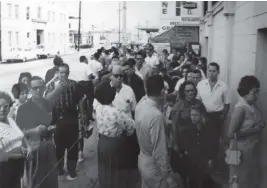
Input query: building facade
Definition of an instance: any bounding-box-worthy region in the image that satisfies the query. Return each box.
[159,1,203,33]
[199,2,267,187]
[1,1,69,57]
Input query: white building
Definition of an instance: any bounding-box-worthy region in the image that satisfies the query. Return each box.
[199,2,267,187]
[0,1,69,57]
[159,1,202,33]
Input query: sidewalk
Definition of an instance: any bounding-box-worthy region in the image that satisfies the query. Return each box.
[58,127,100,188]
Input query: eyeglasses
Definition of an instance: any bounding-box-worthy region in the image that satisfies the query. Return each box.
[136,58,143,60]
[0,104,11,111]
[185,89,195,93]
[113,74,124,78]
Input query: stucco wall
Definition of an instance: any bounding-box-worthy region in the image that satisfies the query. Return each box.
[200,2,267,187]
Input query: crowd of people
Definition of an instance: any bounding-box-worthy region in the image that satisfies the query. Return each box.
[0,43,265,188]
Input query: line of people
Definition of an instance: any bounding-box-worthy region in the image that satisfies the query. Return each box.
[0,43,265,188]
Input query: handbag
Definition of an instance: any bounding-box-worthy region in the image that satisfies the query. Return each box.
[225,134,242,166]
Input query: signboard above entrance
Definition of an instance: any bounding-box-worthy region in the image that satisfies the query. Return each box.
[183,2,198,9]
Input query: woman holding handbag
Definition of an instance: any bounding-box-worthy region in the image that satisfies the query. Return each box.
[227,75,265,188]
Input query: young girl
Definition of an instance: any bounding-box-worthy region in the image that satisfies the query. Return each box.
[9,83,29,120]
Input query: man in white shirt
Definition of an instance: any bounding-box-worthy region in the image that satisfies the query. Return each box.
[69,56,92,82]
[197,62,230,169]
[88,53,103,79]
[173,65,190,94]
[145,49,160,74]
[135,51,152,83]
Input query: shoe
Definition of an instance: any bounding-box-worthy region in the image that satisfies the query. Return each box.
[66,174,77,181]
[78,151,84,163]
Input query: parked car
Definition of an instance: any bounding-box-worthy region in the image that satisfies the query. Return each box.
[36,44,59,58]
[2,47,38,63]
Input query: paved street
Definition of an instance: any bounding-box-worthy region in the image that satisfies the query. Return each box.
[0,49,95,94]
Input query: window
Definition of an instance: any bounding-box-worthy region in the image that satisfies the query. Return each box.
[48,11,50,21]
[15,5,19,19]
[8,4,12,18]
[16,32,19,46]
[37,7,41,19]
[176,1,181,16]
[69,23,71,29]
[8,31,12,47]
[203,1,208,16]
[26,7,30,20]
[27,32,30,38]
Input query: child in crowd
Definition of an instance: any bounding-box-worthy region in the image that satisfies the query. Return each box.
[163,94,176,153]
[9,83,29,120]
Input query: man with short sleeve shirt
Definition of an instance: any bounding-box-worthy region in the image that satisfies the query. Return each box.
[197,62,230,169]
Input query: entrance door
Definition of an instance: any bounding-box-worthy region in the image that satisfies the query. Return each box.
[37,34,41,45]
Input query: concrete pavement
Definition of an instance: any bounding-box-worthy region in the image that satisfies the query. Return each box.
[58,126,100,188]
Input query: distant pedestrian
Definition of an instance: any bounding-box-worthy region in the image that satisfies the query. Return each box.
[45,56,63,84]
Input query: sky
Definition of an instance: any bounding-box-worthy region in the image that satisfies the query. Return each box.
[66,1,161,33]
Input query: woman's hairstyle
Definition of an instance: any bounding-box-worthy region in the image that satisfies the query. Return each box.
[237,75,260,97]
[179,81,197,100]
[0,91,13,105]
[95,81,116,105]
[11,83,28,99]
[146,75,164,97]
[18,72,32,83]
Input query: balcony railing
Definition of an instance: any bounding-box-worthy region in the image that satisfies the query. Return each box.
[31,18,47,24]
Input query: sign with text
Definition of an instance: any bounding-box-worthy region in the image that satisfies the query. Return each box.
[151,43,170,56]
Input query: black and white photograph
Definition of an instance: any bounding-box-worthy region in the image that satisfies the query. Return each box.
[0,1,267,188]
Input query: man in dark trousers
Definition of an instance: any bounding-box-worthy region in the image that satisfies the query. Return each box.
[123,58,145,103]
[49,63,84,180]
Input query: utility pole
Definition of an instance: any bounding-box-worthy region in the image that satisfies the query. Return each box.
[77,1,81,52]
[118,2,121,44]
[0,2,2,61]
[137,23,140,45]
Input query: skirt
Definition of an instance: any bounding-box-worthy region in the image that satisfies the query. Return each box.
[98,134,128,188]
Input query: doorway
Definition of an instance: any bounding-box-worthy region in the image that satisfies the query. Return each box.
[37,30,44,45]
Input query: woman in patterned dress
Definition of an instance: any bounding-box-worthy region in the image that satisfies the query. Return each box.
[94,81,135,188]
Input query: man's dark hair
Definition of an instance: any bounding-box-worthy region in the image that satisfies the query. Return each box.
[112,55,119,60]
[31,76,44,82]
[179,81,197,100]
[104,50,110,55]
[237,75,260,97]
[208,62,220,72]
[94,52,100,60]
[11,83,28,99]
[80,56,87,62]
[135,51,144,58]
[58,63,70,72]
[146,75,164,97]
[53,56,63,66]
[192,69,201,75]
[192,58,199,66]
[18,72,32,83]
[124,58,136,68]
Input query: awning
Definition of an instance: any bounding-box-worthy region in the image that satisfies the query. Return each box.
[150,26,199,48]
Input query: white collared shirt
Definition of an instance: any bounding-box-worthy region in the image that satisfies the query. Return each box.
[69,62,92,81]
[197,79,230,112]
[93,83,137,118]
[135,64,151,82]
[88,59,103,79]
[145,55,160,69]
